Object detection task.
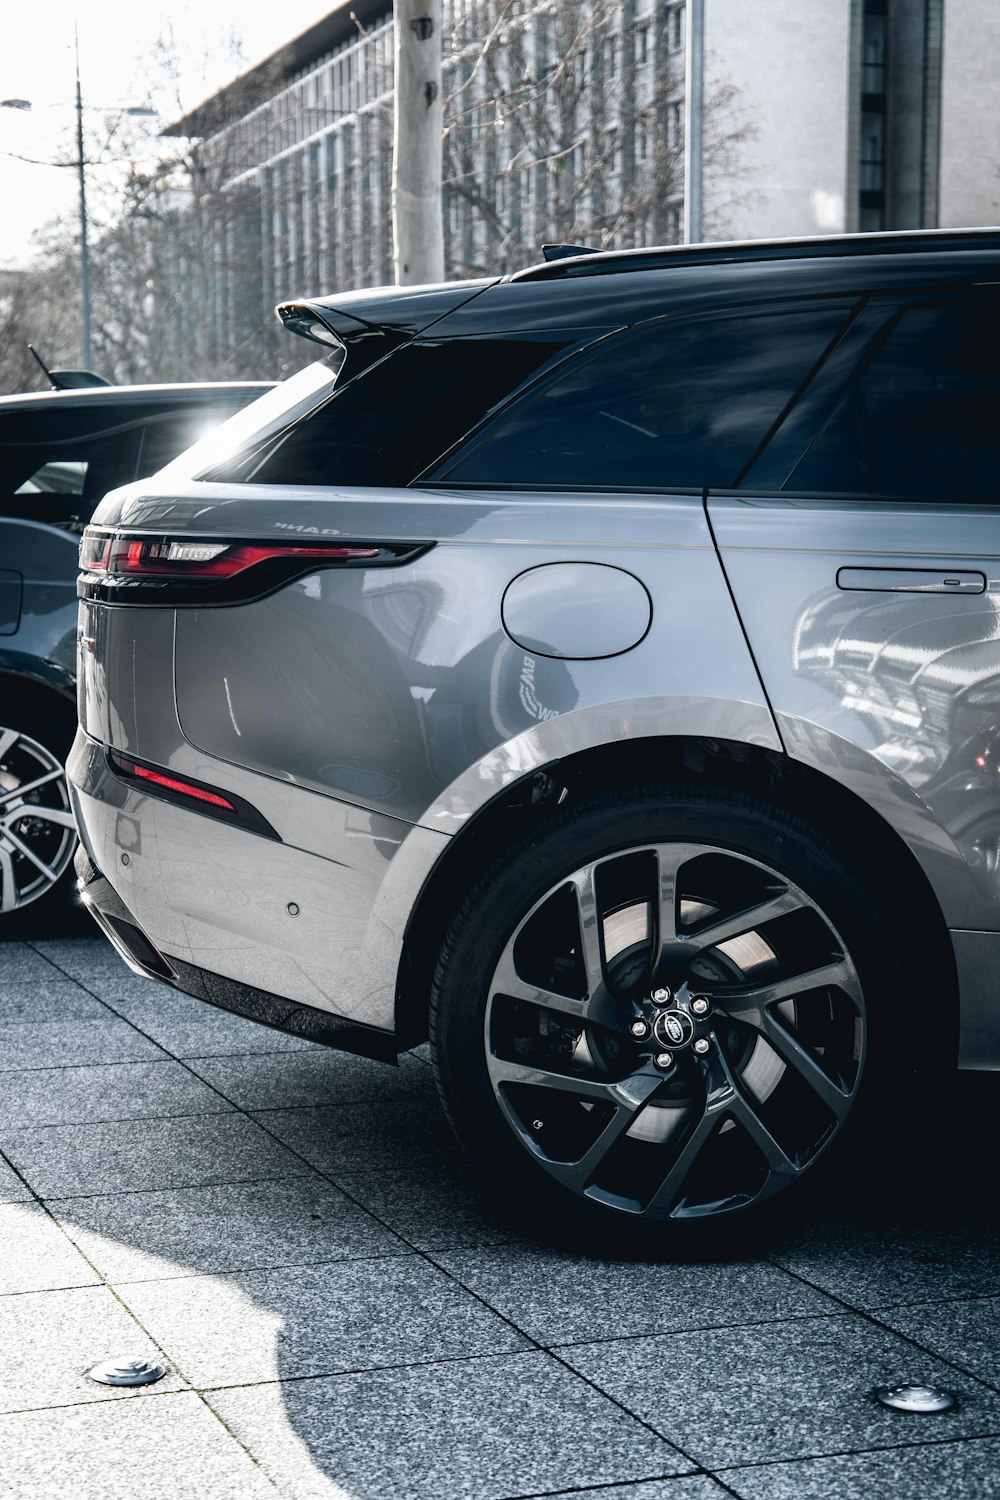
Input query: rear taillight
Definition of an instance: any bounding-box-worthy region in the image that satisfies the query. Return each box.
[79,530,429,605]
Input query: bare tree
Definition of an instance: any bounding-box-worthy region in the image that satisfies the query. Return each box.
[442,0,757,277]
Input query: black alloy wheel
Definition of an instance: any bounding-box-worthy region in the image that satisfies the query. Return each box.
[431,785,897,1240]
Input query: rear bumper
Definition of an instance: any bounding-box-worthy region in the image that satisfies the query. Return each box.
[68,728,450,1057]
[74,844,399,1063]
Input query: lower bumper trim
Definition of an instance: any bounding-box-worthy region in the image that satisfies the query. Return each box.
[75,845,398,1065]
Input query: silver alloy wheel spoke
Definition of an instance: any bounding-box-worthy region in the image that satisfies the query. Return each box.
[758,1012,854,1117]
[3,825,64,883]
[717,958,861,1020]
[0,767,64,806]
[684,885,804,949]
[570,863,608,999]
[0,726,76,912]
[491,947,589,1024]
[0,846,17,912]
[645,1107,721,1216]
[655,842,704,945]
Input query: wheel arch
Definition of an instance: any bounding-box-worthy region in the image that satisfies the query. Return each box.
[0,666,77,732]
[394,733,957,1052]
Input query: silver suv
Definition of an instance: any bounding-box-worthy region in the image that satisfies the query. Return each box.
[69,231,1000,1239]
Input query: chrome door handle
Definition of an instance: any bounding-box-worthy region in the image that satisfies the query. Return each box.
[836,567,986,595]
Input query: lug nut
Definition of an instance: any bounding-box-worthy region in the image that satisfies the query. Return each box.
[654,1051,674,1069]
[630,1019,650,1039]
[693,1037,711,1055]
[651,987,671,1003]
[691,996,711,1017]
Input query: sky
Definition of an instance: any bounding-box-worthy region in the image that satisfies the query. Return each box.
[0,0,338,268]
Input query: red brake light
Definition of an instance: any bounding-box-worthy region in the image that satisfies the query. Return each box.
[129,762,236,810]
[102,538,379,578]
[79,529,431,606]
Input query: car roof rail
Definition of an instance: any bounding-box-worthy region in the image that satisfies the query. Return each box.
[513,227,1000,282]
[540,243,600,261]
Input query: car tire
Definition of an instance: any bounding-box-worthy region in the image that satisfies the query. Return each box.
[0,705,81,938]
[430,782,915,1244]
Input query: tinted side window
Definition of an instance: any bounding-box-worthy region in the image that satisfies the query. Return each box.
[0,427,140,530]
[209,336,575,486]
[787,299,1000,499]
[437,309,849,489]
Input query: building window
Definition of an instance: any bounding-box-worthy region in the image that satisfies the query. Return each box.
[604,36,617,76]
[635,25,649,65]
[669,99,684,152]
[860,111,884,192]
[668,3,686,54]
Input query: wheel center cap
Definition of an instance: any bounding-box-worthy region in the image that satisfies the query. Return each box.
[652,1008,694,1049]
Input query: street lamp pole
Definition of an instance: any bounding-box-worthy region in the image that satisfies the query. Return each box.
[74,27,92,369]
[683,0,705,244]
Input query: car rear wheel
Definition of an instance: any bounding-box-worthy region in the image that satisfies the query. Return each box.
[431,784,906,1242]
[0,712,78,936]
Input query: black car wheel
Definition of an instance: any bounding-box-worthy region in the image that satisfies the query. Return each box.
[432,784,904,1240]
[0,710,78,935]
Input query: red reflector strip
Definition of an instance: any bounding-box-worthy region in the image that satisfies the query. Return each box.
[129,762,236,811]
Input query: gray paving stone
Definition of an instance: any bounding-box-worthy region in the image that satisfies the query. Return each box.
[433,1243,837,1346]
[0,1152,31,1203]
[0,1285,185,1414]
[770,1223,1000,1308]
[0,1059,234,1130]
[252,1095,461,1177]
[207,1351,692,1499]
[118,1255,529,1388]
[0,1202,99,1294]
[185,1049,429,1110]
[554,1483,732,1499]
[0,1018,166,1073]
[3,1112,312,1198]
[0,1392,280,1499]
[338,1163,519,1249]
[30,935,140,988]
[721,1437,1000,1499]
[0,944,63,982]
[97,984,320,1056]
[878,1295,1000,1387]
[559,1314,1000,1468]
[0,978,110,1022]
[50,1177,407,1283]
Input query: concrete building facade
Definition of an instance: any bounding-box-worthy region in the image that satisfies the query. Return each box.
[165,0,1000,326]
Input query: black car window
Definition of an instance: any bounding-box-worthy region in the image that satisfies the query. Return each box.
[786,298,1000,499]
[137,409,248,476]
[204,335,586,487]
[0,428,140,530]
[434,307,850,490]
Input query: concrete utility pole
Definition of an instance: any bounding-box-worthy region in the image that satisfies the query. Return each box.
[683,0,704,243]
[392,0,445,285]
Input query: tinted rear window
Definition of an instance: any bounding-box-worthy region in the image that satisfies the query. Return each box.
[437,308,849,489]
[204,336,578,487]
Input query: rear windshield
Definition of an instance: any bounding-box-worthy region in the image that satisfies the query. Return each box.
[198,335,582,488]
[163,357,343,483]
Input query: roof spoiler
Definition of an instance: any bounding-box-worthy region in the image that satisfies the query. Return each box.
[275,278,497,372]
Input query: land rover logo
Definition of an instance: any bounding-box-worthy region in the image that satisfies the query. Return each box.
[653,1008,694,1049]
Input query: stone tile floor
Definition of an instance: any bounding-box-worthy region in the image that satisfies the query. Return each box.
[2,933,999,1499]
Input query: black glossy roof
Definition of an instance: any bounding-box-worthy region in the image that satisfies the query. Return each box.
[511,228,1000,281]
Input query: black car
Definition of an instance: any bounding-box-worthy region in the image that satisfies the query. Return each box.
[0,380,270,932]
